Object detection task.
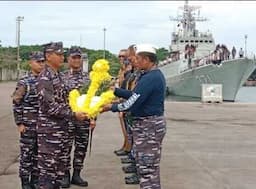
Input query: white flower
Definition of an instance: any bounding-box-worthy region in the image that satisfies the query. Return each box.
[77,94,101,109]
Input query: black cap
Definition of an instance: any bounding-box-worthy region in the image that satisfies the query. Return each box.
[29,51,45,61]
[68,46,82,57]
[43,41,63,54]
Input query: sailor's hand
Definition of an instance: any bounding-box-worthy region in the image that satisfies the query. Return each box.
[18,124,26,133]
[109,86,115,91]
[101,104,112,113]
[111,99,120,103]
[75,112,88,121]
[108,79,116,88]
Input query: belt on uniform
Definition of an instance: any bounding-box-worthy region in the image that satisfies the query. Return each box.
[132,115,163,121]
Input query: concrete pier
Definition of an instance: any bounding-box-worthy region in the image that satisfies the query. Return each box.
[1,82,256,189]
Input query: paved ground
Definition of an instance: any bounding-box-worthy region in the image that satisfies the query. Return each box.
[1,82,256,189]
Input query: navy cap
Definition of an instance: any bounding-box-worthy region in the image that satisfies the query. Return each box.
[29,51,45,61]
[68,46,82,57]
[134,44,157,55]
[43,41,63,54]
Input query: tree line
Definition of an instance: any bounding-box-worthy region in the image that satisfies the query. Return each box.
[1,45,255,80]
[0,45,120,76]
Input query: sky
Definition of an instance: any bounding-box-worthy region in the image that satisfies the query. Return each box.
[0,1,256,55]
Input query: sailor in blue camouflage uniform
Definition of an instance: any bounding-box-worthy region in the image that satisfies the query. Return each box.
[37,42,87,189]
[102,44,166,189]
[12,51,45,189]
[122,45,141,184]
[61,46,90,188]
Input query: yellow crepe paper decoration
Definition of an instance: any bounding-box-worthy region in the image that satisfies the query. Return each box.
[68,59,115,118]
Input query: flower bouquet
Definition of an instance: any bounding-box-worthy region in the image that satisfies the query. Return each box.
[68,59,116,118]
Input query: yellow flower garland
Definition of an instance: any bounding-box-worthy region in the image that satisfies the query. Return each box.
[68,59,115,118]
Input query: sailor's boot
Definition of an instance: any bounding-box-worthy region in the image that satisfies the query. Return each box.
[30,175,39,189]
[71,169,88,187]
[21,177,32,189]
[60,170,71,188]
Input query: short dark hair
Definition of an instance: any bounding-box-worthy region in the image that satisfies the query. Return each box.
[127,44,136,56]
[138,52,158,64]
[119,49,127,53]
[128,44,135,51]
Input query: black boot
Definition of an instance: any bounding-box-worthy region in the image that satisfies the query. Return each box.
[121,157,135,164]
[21,177,32,189]
[71,169,88,187]
[30,175,39,189]
[125,173,140,185]
[113,148,123,154]
[115,150,129,156]
[43,181,55,189]
[122,164,137,174]
[60,170,70,188]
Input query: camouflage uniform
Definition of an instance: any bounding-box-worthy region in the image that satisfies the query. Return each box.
[121,69,142,184]
[64,68,90,171]
[12,72,40,180]
[132,116,166,189]
[111,44,167,189]
[124,69,141,147]
[131,68,167,189]
[37,42,74,189]
[12,51,45,188]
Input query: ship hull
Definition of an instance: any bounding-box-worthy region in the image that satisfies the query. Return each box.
[160,58,256,101]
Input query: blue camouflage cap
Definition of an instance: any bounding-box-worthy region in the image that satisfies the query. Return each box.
[29,51,45,61]
[43,41,64,54]
[68,46,82,57]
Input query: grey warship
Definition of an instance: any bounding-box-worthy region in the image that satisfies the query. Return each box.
[159,1,256,101]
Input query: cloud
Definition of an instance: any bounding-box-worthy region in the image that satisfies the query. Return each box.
[0,1,255,54]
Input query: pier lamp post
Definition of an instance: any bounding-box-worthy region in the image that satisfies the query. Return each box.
[16,16,24,79]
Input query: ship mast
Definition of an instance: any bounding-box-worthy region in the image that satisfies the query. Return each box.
[170,0,207,37]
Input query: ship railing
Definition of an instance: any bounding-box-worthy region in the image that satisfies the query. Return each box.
[193,48,234,67]
[179,52,228,74]
[158,56,181,68]
[158,45,248,69]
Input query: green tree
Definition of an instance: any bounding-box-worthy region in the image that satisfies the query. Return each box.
[0,47,18,69]
[82,48,120,76]
[0,45,120,76]
[19,45,42,60]
[156,47,169,61]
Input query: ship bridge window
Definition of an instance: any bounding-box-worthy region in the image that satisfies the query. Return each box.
[190,40,194,43]
[185,40,189,43]
[199,40,203,43]
[195,40,199,43]
[180,40,184,43]
[205,40,209,43]
[209,40,213,43]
